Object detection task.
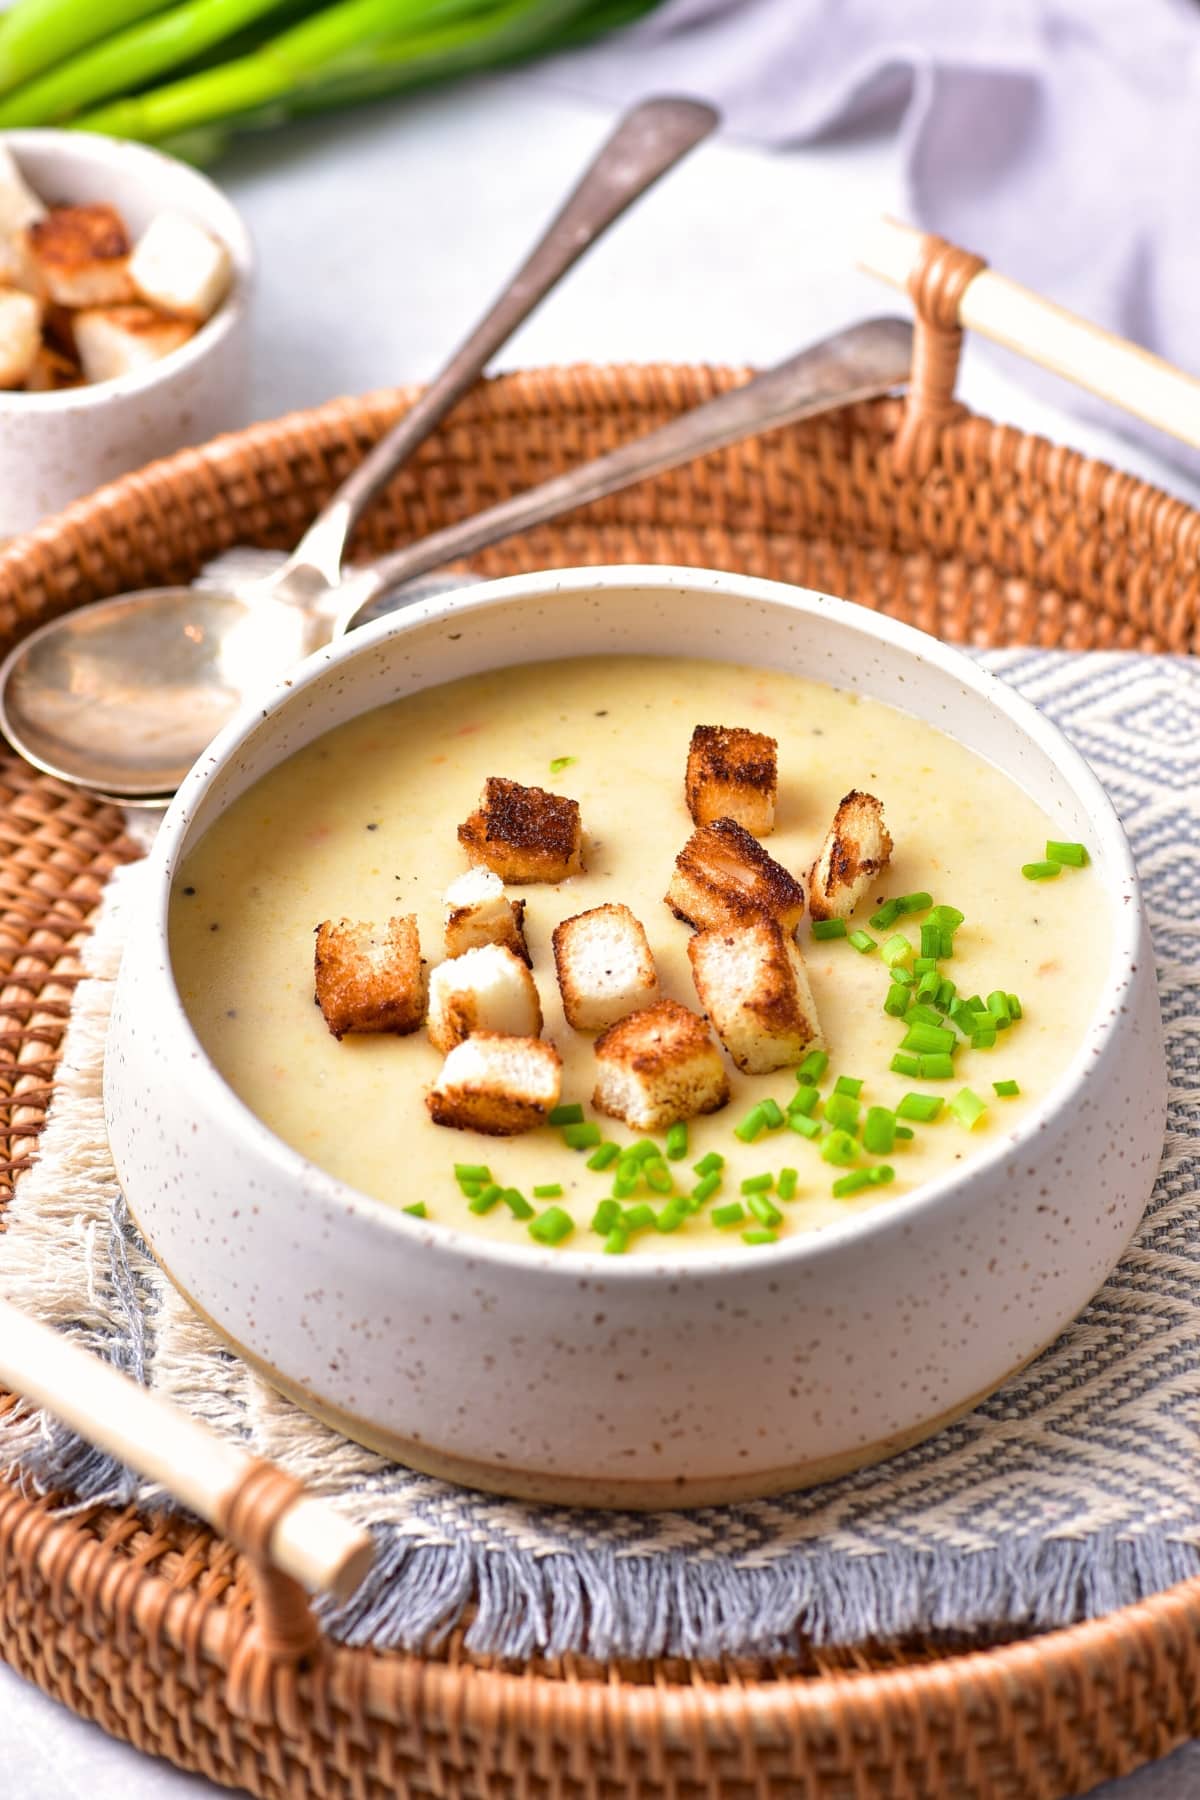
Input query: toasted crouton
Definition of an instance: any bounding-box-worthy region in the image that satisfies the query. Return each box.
[458,777,583,882]
[74,303,194,384]
[23,343,82,393]
[592,998,729,1132]
[428,1033,562,1135]
[807,790,894,921]
[314,915,425,1040]
[0,290,41,388]
[686,725,777,835]
[427,944,542,1054]
[24,205,134,307]
[552,903,658,1033]
[689,916,821,1074]
[666,817,805,935]
[129,209,232,322]
[0,146,45,239]
[443,866,529,964]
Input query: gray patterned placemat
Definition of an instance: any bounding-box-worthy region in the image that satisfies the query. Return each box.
[1,648,1196,1662]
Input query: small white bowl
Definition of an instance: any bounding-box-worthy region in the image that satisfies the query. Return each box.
[0,130,253,537]
[104,568,1167,1508]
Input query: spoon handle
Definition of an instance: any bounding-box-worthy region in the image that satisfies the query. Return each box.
[334,317,914,635]
[278,96,717,596]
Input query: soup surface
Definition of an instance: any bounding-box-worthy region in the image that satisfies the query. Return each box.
[171,654,1108,1254]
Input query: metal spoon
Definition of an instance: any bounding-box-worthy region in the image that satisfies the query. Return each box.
[2,316,913,804]
[0,95,717,799]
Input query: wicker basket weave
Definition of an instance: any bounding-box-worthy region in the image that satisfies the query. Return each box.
[2,238,1200,1799]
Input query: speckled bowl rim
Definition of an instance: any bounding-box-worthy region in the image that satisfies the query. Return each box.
[140,564,1147,1283]
[0,128,253,408]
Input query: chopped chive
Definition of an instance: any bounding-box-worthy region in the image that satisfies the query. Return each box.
[908,1002,944,1028]
[863,1107,896,1154]
[693,1151,724,1177]
[832,1169,872,1197]
[1007,993,1023,1020]
[918,1053,956,1080]
[586,1142,620,1172]
[713,1201,746,1228]
[848,929,877,954]
[503,1188,535,1220]
[884,983,910,1017]
[665,1121,689,1161]
[1046,840,1088,867]
[935,978,956,1012]
[895,1125,914,1140]
[692,1171,723,1204]
[469,1183,504,1214]
[868,1165,895,1186]
[971,1027,997,1049]
[747,1192,783,1227]
[913,957,938,975]
[900,1020,956,1055]
[402,1201,427,1218]
[777,1167,798,1201]
[881,933,912,967]
[547,1103,584,1127]
[788,1112,822,1139]
[741,1228,778,1245]
[645,1162,674,1195]
[655,1199,688,1233]
[549,755,577,775]
[966,994,985,1012]
[891,1052,921,1077]
[834,1076,864,1097]
[948,1087,987,1130]
[994,1079,1020,1097]
[591,1199,621,1234]
[897,1092,944,1122]
[563,1121,602,1150]
[823,1092,860,1131]
[622,1140,656,1164]
[950,999,983,1035]
[889,965,916,987]
[920,921,941,959]
[788,1084,819,1117]
[454,1163,490,1183]
[929,904,965,931]
[734,1105,767,1142]
[986,992,1013,1028]
[897,891,934,915]
[1022,861,1061,880]
[869,898,903,931]
[612,1174,640,1201]
[760,1097,785,1129]
[603,1226,628,1255]
[622,1202,656,1231]
[741,1173,774,1194]
[812,918,848,941]
[533,1182,564,1199]
[820,1129,858,1168]
[798,1049,830,1082]
[458,1182,484,1200]
[917,969,942,1002]
[939,931,955,958]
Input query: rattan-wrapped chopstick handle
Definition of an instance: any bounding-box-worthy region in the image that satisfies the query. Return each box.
[0,1295,372,1604]
[859,215,1200,450]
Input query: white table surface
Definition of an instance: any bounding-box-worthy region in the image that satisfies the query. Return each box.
[3,67,1197,1800]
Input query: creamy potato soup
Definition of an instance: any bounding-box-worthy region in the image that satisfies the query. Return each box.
[170,655,1108,1255]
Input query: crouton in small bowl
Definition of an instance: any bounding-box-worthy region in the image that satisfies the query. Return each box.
[0,130,252,535]
[105,566,1165,1507]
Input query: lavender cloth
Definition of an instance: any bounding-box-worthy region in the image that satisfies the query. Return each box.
[547,0,1200,470]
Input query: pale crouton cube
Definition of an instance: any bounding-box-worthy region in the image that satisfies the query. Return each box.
[666,817,805,935]
[458,777,583,882]
[552,903,658,1033]
[592,998,729,1132]
[443,866,529,964]
[686,724,777,835]
[688,916,821,1074]
[428,1032,562,1135]
[427,943,542,1054]
[0,289,41,388]
[314,915,425,1040]
[0,146,45,238]
[807,790,894,921]
[24,205,134,307]
[74,303,194,384]
[23,343,82,393]
[130,209,232,322]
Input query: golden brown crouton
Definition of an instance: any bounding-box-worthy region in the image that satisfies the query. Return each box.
[427,1033,562,1135]
[807,790,894,921]
[552,903,658,1033]
[73,303,193,384]
[314,915,425,1040]
[458,777,583,882]
[686,724,778,835]
[666,817,805,935]
[443,866,529,963]
[592,998,730,1132]
[24,205,134,307]
[427,944,542,1054]
[688,916,821,1074]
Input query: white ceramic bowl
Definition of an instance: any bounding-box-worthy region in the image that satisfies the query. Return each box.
[0,130,253,537]
[104,567,1166,1508]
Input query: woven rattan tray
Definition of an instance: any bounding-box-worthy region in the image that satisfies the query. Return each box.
[3,237,1200,1797]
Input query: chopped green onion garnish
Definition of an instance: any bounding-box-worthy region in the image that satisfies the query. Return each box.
[919,921,941,959]
[869,899,903,931]
[760,1097,785,1129]
[935,978,956,1012]
[848,929,877,954]
[994,1079,1020,1096]
[741,1173,774,1194]
[547,1103,583,1127]
[986,992,1012,1028]
[549,756,577,775]
[1046,840,1088,867]
[741,1228,778,1245]
[908,1002,943,1027]
[532,1183,563,1199]
[693,1151,724,1177]
[823,1092,860,1131]
[469,1183,504,1214]
[692,1171,723,1203]
[665,1121,689,1161]
[820,1129,858,1168]
[630,1139,663,1163]
[655,1199,689,1233]
[586,1143,619,1172]
[895,1125,914,1140]
[884,983,910,1018]
[612,1171,639,1199]
[918,1053,956,1080]
[917,969,942,1002]
[863,1107,896,1154]
[948,1088,987,1130]
[930,904,965,930]
[834,1075,864,1097]
[797,1049,830,1082]
[454,1163,490,1183]
[950,999,982,1035]
[788,1113,822,1139]
[889,965,916,987]
[592,1199,621,1234]
[734,1105,767,1142]
[645,1162,674,1195]
[1007,993,1023,1020]
[402,1201,427,1218]
[713,1201,746,1228]
[622,1202,656,1232]
[868,1165,895,1186]
[900,1020,956,1055]
[603,1226,628,1255]
[881,934,912,967]
[458,1182,484,1200]
[971,1027,997,1049]
[891,1052,921,1077]
[563,1121,602,1150]
[777,1168,798,1201]
[913,957,937,975]
[747,1192,782,1227]
[898,891,934,915]
[832,1170,872,1197]
[788,1084,819,1117]
[1022,861,1061,880]
[812,918,848,941]
[503,1188,534,1220]
[897,1092,944,1122]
